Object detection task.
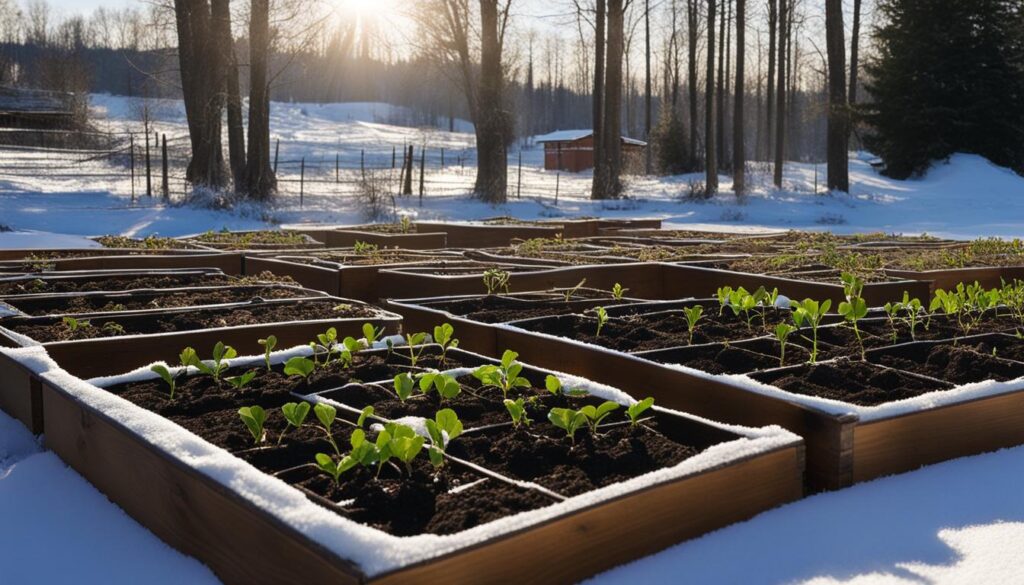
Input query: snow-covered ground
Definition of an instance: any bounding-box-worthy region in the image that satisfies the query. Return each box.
[0,94,1023,242]
[2,403,1022,584]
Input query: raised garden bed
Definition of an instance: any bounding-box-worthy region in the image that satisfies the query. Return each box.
[0,269,233,296]
[20,340,801,583]
[45,252,244,275]
[0,297,400,433]
[92,235,201,250]
[415,221,564,248]
[187,230,324,251]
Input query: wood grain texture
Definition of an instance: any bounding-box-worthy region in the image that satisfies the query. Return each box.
[0,352,41,433]
[53,253,245,276]
[853,387,1024,482]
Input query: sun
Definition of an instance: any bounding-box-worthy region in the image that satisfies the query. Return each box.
[337,0,391,18]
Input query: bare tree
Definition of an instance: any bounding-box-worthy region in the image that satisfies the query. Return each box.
[594,0,626,199]
[825,0,848,191]
[686,0,699,168]
[475,0,511,203]
[772,0,787,188]
[705,0,717,193]
[644,0,651,174]
[764,0,776,161]
[733,0,745,194]
[592,0,606,192]
[848,0,862,105]
[245,0,277,199]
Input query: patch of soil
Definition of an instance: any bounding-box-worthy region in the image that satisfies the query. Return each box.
[751,359,955,406]
[871,342,1024,385]
[0,273,237,296]
[7,298,377,342]
[290,251,457,267]
[426,294,628,324]
[192,230,314,248]
[642,341,808,374]
[6,285,315,317]
[94,235,192,250]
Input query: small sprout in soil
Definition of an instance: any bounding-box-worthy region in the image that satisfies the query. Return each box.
[425,409,463,468]
[472,349,531,398]
[238,406,267,445]
[313,327,339,365]
[433,323,459,364]
[393,372,416,402]
[381,423,426,475]
[258,336,277,371]
[580,401,620,434]
[682,305,704,345]
[504,398,532,428]
[210,342,237,382]
[882,301,901,343]
[278,401,311,445]
[62,316,91,334]
[403,332,428,367]
[627,397,655,428]
[150,364,177,400]
[901,294,924,340]
[400,215,413,233]
[595,306,609,337]
[418,372,462,401]
[548,408,588,443]
[362,323,384,346]
[774,323,797,367]
[283,356,315,381]
[314,403,341,455]
[102,322,125,335]
[611,282,628,300]
[353,240,379,254]
[357,405,374,428]
[315,453,346,484]
[226,370,257,390]
[544,374,587,397]
[716,286,734,316]
[792,298,831,364]
[563,278,587,302]
[483,268,511,295]
[839,273,869,360]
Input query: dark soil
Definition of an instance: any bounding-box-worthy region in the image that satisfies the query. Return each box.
[751,359,955,406]
[289,252,457,267]
[94,235,193,250]
[0,273,237,296]
[5,285,315,317]
[7,298,377,342]
[426,294,628,324]
[870,342,1024,385]
[641,341,809,374]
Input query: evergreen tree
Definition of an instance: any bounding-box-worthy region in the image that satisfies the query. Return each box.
[652,111,691,175]
[864,0,1024,179]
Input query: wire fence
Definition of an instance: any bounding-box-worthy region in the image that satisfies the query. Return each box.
[0,128,598,207]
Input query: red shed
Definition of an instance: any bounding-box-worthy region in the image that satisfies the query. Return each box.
[535,130,647,173]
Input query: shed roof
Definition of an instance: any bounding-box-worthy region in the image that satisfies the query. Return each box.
[535,129,646,146]
[0,86,73,116]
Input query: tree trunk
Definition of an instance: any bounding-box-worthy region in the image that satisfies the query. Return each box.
[716,0,726,171]
[733,0,745,194]
[644,0,652,175]
[245,0,276,199]
[226,47,246,191]
[772,0,787,188]
[474,0,509,203]
[591,0,607,198]
[849,0,861,105]
[687,0,699,169]
[174,0,229,189]
[825,0,849,192]
[705,0,718,194]
[595,0,625,199]
[765,0,776,162]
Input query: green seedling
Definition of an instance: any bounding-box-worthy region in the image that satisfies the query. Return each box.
[353,240,379,254]
[62,316,91,334]
[611,283,628,300]
[381,423,426,475]
[548,408,588,443]
[209,342,237,381]
[595,306,609,337]
[544,375,587,397]
[314,403,341,455]
[626,397,655,428]
[792,298,832,364]
[312,327,338,365]
[433,323,459,364]
[580,401,620,434]
[357,405,374,428]
[504,398,532,428]
[102,322,125,335]
[238,406,267,445]
[150,364,177,400]
[393,372,415,402]
[258,335,277,371]
[418,372,462,401]
[314,453,347,484]
[472,349,531,398]
[425,409,463,467]
[716,286,734,316]
[283,356,315,381]
[362,323,384,346]
[902,294,924,340]
[483,268,511,295]
[563,278,587,302]
[277,401,311,445]
[774,323,797,367]
[839,273,869,359]
[882,301,902,343]
[403,332,428,367]
[227,370,257,390]
[683,305,704,345]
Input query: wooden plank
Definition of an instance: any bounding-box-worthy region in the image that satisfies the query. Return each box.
[41,381,364,585]
[373,446,803,584]
[244,256,340,296]
[53,253,244,276]
[853,387,1024,483]
[415,222,562,248]
[0,352,41,433]
[326,230,448,250]
[386,300,499,357]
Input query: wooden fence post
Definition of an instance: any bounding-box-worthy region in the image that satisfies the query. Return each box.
[161,134,169,201]
[144,130,152,197]
[273,139,280,174]
[392,146,396,169]
[130,134,136,203]
[300,157,305,208]
[418,147,425,205]
[441,148,445,169]
[555,173,560,205]
[517,151,523,199]
[361,149,365,178]
[336,153,340,184]
[403,145,414,195]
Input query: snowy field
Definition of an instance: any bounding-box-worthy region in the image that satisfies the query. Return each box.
[1,94,1023,243]
[2,404,1023,585]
